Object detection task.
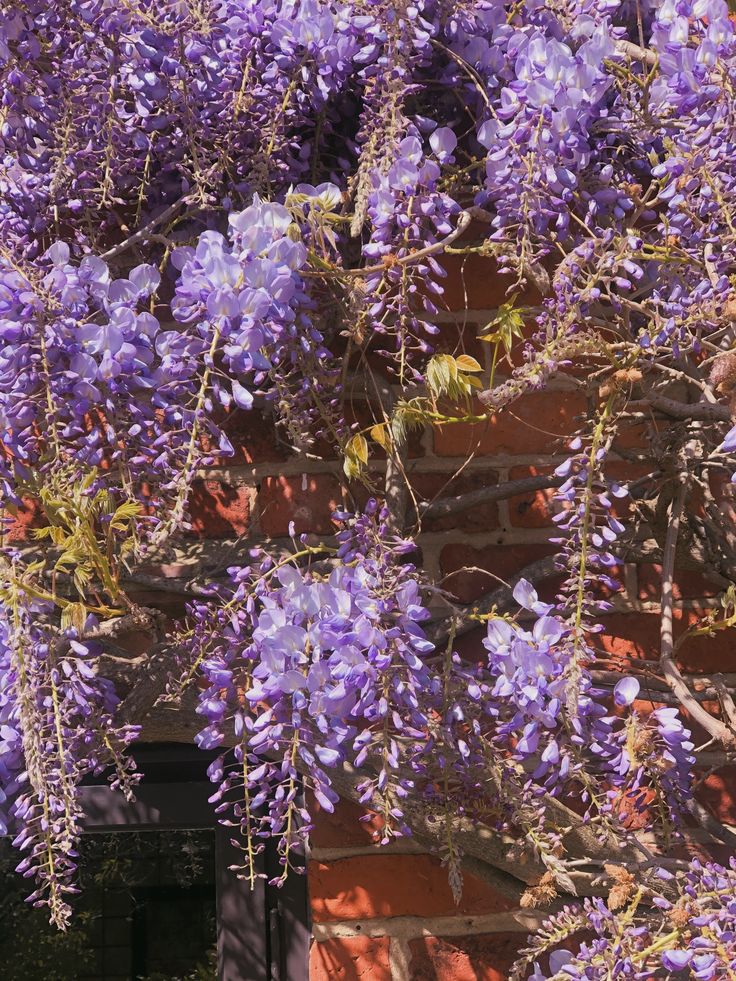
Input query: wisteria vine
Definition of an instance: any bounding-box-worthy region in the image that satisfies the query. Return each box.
[2,0,736,973]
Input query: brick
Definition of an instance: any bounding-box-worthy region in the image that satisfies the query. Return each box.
[593,613,662,664]
[439,543,558,604]
[309,854,514,922]
[413,471,500,533]
[309,936,391,981]
[1,497,45,542]
[508,466,556,529]
[427,317,491,364]
[257,474,343,537]
[612,419,653,452]
[220,408,292,464]
[197,409,290,466]
[699,767,736,826]
[637,563,718,601]
[610,786,654,831]
[408,933,523,981]
[185,479,252,538]
[307,792,383,849]
[594,611,736,673]
[433,392,587,457]
[438,239,541,311]
[680,619,736,672]
[307,394,426,463]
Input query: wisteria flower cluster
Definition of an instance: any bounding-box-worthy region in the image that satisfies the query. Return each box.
[174,503,436,878]
[1,0,736,965]
[512,858,736,980]
[172,507,694,892]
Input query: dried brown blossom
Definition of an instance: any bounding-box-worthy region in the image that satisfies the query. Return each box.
[604,864,636,911]
[520,872,558,909]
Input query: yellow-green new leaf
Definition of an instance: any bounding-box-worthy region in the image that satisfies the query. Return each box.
[110,499,143,531]
[343,433,369,479]
[455,354,483,373]
[61,602,89,633]
[349,433,369,464]
[370,424,391,451]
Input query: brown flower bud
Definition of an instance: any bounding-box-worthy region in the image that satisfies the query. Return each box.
[603,863,634,884]
[608,883,634,910]
[600,367,643,399]
[604,864,635,910]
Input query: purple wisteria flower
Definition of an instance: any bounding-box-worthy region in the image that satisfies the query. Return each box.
[514,857,736,980]
[2,0,736,943]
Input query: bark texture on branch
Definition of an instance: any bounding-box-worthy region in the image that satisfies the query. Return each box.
[420,474,565,520]
[633,394,731,422]
[659,483,736,748]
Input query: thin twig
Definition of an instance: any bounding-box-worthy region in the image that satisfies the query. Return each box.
[101,198,189,260]
[685,798,736,847]
[429,554,560,643]
[614,39,658,67]
[659,482,736,747]
[340,210,473,278]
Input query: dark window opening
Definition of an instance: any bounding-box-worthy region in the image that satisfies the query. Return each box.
[0,745,310,981]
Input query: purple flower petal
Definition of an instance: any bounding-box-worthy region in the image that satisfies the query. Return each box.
[720,424,736,453]
[614,677,640,707]
[662,949,693,971]
[231,380,254,410]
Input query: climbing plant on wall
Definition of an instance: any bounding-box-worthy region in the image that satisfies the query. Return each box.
[2,0,736,974]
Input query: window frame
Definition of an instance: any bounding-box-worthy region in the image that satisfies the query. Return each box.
[78,743,311,981]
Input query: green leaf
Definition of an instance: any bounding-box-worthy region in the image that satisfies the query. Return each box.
[479,303,527,355]
[427,355,453,396]
[109,499,143,530]
[61,602,88,633]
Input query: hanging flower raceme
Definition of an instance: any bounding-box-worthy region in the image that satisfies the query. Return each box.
[0,586,139,929]
[0,245,164,489]
[466,6,619,280]
[482,582,609,795]
[168,192,338,452]
[598,677,695,830]
[358,124,461,381]
[173,503,437,880]
[480,581,695,840]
